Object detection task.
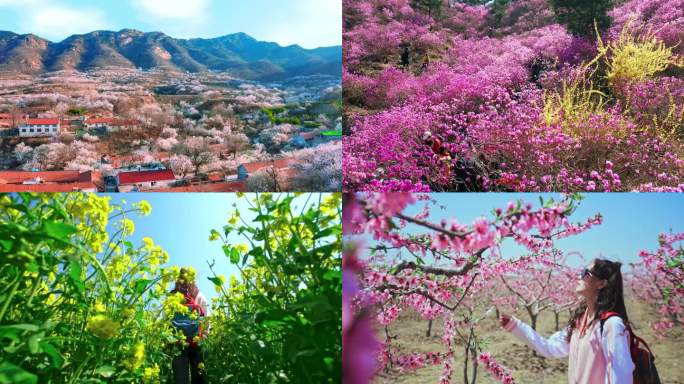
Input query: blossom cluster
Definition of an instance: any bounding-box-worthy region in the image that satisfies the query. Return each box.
[479,352,516,384]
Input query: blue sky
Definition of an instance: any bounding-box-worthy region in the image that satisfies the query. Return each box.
[0,0,341,48]
[102,193,330,303]
[356,193,684,269]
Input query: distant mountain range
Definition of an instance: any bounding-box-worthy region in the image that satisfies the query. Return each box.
[0,30,341,80]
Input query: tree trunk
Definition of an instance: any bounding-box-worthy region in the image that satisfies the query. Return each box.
[426,319,433,337]
[528,309,538,357]
[463,343,469,384]
[555,311,560,331]
[470,345,478,384]
[526,306,537,331]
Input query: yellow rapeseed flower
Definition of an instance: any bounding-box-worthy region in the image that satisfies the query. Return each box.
[228,214,239,226]
[86,315,120,340]
[180,266,196,284]
[93,302,106,313]
[134,200,152,216]
[127,342,145,371]
[163,292,189,316]
[120,218,135,236]
[235,243,249,254]
[142,365,160,383]
[208,230,220,241]
[142,237,154,249]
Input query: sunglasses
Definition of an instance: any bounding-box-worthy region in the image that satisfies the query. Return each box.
[580,268,594,279]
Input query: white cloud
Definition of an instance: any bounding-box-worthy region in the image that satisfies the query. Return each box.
[29,6,109,40]
[0,0,110,41]
[257,0,341,48]
[133,0,210,21]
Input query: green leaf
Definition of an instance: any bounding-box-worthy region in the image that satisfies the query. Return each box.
[208,276,223,287]
[38,341,63,368]
[134,279,151,294]
[322,270,341,282]
[314,227,336,240]
[40,221,77,241]
[0,324,39,332]
[262,320,285,328]
[95,365,116,378]
[230,248,240,264]
[0,239,12,251]
[28,333,41,354]
[291,349,317,362]
[254,214,275,222]
[0,362,37,384]
[69,260,84,294]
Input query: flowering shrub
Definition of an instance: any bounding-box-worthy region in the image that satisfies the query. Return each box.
[343,0,684,192]
[594,19,683,88]
[609,0,684,55]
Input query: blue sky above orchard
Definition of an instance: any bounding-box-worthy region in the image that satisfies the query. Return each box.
[0,0,341,49]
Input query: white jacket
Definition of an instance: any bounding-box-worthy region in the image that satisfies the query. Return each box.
[504,316,634,384]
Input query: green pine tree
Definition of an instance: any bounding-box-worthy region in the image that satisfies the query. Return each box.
[411,0,445,19]
[549,0,614,37]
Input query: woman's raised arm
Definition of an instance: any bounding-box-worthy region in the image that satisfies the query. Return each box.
[500,315,570,359]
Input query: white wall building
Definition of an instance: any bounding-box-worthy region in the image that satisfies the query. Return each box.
[19,119,60,138]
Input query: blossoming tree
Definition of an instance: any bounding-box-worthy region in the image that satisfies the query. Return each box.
[344,192,602,383]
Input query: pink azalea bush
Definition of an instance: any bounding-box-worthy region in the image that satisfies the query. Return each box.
[609,0,684,55]
[343,0,684,192]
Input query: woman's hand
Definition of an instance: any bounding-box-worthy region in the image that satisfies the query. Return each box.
[499,314,512,328]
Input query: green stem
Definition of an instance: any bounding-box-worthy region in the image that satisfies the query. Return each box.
[0,277,20,323]
[25,275,42,307]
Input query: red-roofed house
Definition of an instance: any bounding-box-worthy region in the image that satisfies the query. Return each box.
[150,181,248,192]
[19,118,61,137]
[237,158,294,181]
[117,169,176,192]
[0,170,97,192]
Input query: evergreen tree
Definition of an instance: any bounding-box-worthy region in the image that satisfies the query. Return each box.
[411,0,444,19]
[549,0,613,37]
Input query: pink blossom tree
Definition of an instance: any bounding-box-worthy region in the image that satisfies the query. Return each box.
[631,232,684,337]
[345,192,602,383]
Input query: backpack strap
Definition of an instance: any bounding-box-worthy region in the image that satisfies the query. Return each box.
[184,294,206,317]
[599,312,656,360]
[599,311,622,336]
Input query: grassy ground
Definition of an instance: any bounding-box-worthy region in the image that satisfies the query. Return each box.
[374,294,684,384]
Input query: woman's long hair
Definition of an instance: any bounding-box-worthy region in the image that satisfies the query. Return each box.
[566,259,629,341]
[171,268,199,299]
